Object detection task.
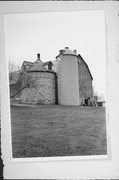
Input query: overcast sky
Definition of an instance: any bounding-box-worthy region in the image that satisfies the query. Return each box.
[4,11,106,99]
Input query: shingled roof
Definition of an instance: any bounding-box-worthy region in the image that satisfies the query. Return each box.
[29,59,47,72]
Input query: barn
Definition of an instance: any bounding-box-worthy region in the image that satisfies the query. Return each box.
[56,47,93,105]
[9,48,94,106]
[9,54,56,104]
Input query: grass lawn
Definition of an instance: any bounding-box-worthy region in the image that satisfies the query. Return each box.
[10,105,107,158]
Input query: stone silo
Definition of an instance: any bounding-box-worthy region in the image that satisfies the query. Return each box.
[21,54,56,105]
[56,47,80,105]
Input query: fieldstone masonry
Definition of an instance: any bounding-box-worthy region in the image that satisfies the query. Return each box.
[21,72,56,104]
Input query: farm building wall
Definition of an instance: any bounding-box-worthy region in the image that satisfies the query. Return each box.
[21,72,56,104]
[57,55,80,105]
[78,57,93,100]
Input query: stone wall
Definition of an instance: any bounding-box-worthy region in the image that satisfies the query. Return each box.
[21,71,56,104]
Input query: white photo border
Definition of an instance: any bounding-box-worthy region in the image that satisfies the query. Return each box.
[1,1,119,179]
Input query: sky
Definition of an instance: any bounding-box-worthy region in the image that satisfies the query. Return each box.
[4,11,106,100]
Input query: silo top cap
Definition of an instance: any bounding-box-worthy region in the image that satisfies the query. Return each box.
[63,47,77,55]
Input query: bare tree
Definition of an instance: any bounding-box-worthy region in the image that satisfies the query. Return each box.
[9,61,47,101]
[10,71,31,99]
[9,60,21,83]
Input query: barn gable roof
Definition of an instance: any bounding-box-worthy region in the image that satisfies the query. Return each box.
[78,54,93,80]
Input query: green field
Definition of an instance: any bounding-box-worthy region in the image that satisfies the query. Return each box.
[11,105,107,158]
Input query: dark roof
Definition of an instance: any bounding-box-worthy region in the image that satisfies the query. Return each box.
[78,54,93,80]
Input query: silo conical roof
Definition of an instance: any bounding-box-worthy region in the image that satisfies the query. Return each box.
[29,58,47,72]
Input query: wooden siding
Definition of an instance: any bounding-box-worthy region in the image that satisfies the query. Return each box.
[78,59,93,100]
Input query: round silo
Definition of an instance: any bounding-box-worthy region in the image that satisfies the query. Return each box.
[56,47,80,105]
[21,55,56,104]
